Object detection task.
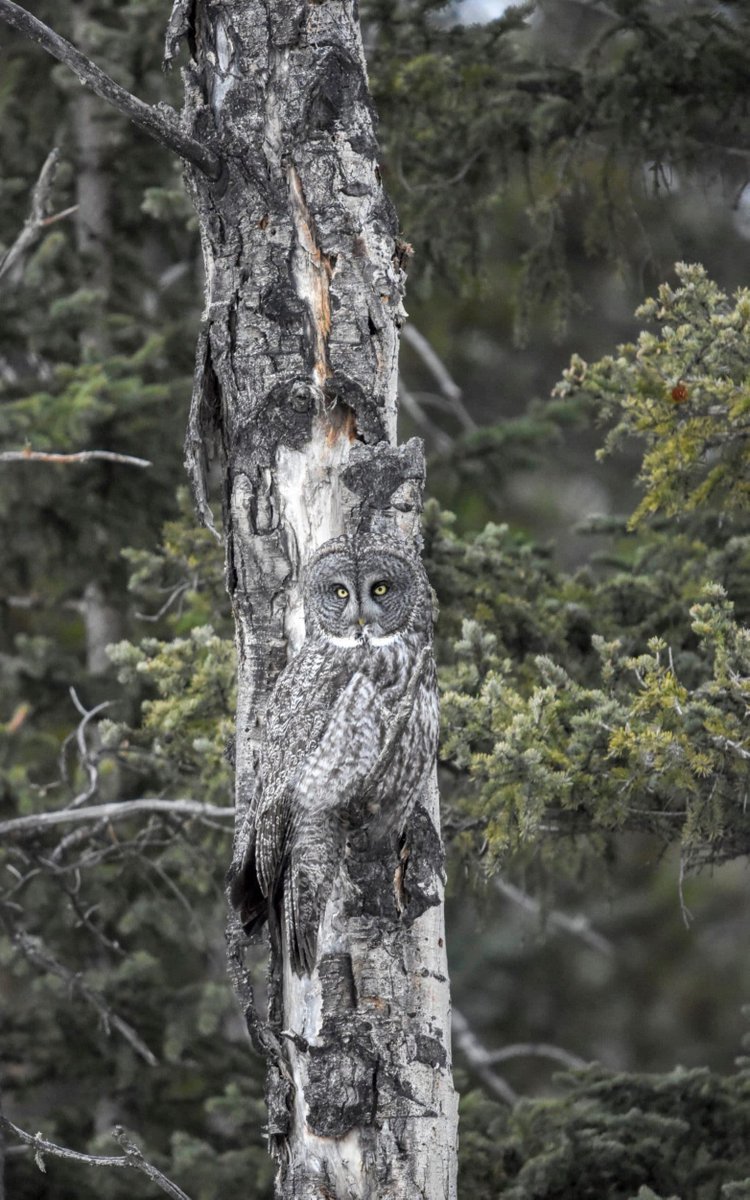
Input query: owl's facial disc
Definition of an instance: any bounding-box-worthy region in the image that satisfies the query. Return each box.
[305,538,428,646]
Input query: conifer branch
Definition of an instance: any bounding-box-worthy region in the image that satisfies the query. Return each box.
[0,1117,194,1200]
[0,1,219,178]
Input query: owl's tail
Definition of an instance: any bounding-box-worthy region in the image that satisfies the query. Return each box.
[284,832,341,976]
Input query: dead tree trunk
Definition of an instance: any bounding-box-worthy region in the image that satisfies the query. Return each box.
[171,1,457,1195]
[0,0,458,1192]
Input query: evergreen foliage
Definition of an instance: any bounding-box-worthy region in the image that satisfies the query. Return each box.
[366,0,750,337]
[2,2,750,1197]
[431,267,750,871]
[460,1050,750,1199]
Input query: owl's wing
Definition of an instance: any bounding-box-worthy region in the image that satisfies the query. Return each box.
[230,643,351,934]
[256,668,384,973]
[256,669,382,885]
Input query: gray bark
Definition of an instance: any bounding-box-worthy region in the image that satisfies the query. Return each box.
[72,5,112,358]
[173,2,458,1195]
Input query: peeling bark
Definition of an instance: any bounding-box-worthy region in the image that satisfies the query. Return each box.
[173,1,457,1194]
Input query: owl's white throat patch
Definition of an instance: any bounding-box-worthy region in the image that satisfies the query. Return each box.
[367,632,401,646]
[325,631,401,649]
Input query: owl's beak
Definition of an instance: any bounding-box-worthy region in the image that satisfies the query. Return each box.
[357,618,366,627]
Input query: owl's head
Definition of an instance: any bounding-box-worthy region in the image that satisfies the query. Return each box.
[303,534,432,646]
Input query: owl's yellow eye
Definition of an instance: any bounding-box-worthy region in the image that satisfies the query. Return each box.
[372,582,389,598]
[335,585,349,600]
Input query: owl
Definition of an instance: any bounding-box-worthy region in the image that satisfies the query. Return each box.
[231,532,439,976]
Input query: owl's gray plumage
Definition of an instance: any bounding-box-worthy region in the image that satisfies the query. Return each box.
[231,533,438,975]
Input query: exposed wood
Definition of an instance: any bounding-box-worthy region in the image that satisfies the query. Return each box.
[0,147,59,283]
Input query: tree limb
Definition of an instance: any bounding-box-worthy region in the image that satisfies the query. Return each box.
[0,1117,194,1200]
[402,324,476,432]
[0,799,234,838]
[0,148,63,283]
[451,1009,517,1105]
[494,875,615,958]
[0,450,151,467]
[0,1,219,179]
[484,1041,588,1069]
[10,930,158,1066]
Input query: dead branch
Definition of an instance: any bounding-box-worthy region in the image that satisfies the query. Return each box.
[398,380,453,453]
[0,1,219,178]
[451,1009,517,1105]
[0,450,151,467]
[0,799,234,838]
[0,148,63,283]
[401,324,476,432]
[10,930,158,1066]
[484,1042,588,1069]
[0,1116,194,1200]
[61,688,111,809]
[494,875,615,958]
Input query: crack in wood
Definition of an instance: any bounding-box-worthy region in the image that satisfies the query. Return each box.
[288,162,334,387]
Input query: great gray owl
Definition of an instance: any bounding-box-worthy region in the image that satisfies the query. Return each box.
[231,532,438,976]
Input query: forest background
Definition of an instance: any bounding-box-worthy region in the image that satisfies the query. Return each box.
[1,1,750,1197]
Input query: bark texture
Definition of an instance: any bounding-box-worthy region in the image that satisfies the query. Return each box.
[171,2,458,1195]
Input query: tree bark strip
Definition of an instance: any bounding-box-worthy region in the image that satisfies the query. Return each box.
[173,1,457,1195]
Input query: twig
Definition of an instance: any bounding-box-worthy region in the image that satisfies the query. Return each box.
[135,581,189,623]
[494,875,614,958]
[0,799,234,838]
[484,1042,587,1069]
[63,688,111,809]
[451,1009,517,1105]
[0,450,151,467]
[0,0,219,179]
[398,380,453,453]
[0,147,61,282]
[401,324,476,432]
[10,930,158,1066]
[0,1116,193,1200]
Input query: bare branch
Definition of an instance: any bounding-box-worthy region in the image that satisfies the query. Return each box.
[0,1,219,179]
[10,930,158,1066]
[0,449,151,467]
[452,1008,588,1100]
[494,875,615,958]
[484,1042,588,1070]
[398,380,453,453]
[401,324,476,432]
[0,148,62,283]
[135,581,189,623]
[0,1116,194,1200]
[0,799,234,838]
[61,688,111,809]
[451,1009,517,1105]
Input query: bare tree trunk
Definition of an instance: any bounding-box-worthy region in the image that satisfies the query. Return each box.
[173,2,457,1195]
[71,4,112,359]
[0,0,458,1189]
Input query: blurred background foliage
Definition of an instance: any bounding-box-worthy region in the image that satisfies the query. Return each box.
[1,1,750,1196]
